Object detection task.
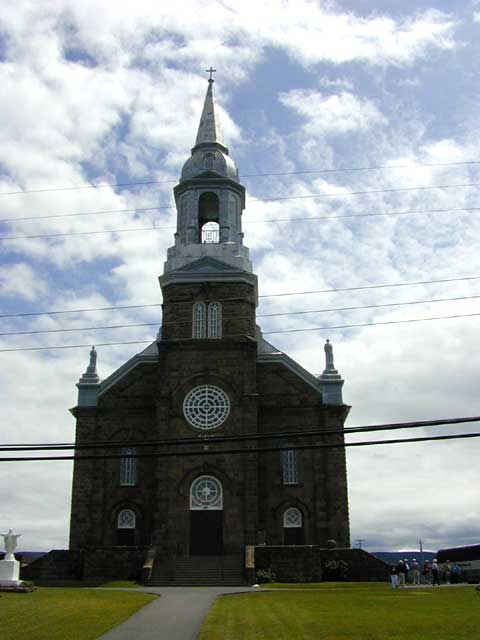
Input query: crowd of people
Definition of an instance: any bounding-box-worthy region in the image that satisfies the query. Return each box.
[390,558,462,588]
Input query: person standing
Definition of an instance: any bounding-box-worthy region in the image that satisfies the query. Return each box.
[451,563,461,584]
[390,565,399,588]
[411,558,420,585]
[423,560,431,584]
[397,559,406,587]
[404,558,410,584]
[444,560,451,584]
[431,559,440,586]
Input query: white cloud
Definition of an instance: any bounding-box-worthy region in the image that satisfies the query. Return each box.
[279,89,386,136]
[0,263,47,301]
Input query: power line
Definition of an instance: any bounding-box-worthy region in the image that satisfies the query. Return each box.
[1,274,478,321]
[262,311,480,335]
[1,159,479,197]
[4,203,480,226]
[2,416,478,452]
[2,184,480,230]
[0,431,479,462]
[1,293,479,338]
[1,310,480,352]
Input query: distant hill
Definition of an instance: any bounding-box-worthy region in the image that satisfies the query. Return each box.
[372,551,436,565]
[0,551,47,565]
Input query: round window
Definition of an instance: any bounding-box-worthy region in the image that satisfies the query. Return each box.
[183,384,230,430]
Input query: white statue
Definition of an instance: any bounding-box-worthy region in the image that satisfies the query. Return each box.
[2,528,21,561]
[324,339,334,368]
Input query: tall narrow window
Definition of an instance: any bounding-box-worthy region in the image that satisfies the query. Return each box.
[120,447,137,486]
[208,302,222,338]
[282,449,299,485]
[117,508,136,545]
[193,302,206,338]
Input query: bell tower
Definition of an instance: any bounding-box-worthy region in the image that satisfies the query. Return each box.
[163,70,253,275]
[160,72,257,343]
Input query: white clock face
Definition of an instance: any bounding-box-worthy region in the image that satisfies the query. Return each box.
[183,385,230,430]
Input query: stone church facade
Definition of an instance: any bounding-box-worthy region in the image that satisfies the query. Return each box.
[68,77,351,580]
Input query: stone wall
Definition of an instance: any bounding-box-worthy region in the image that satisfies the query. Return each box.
[255,546,390,582]
[22,550,84,581]
[21,547,149,582]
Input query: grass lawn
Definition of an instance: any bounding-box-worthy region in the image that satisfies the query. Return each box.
[200,582,480,640]
[1,587,157,640]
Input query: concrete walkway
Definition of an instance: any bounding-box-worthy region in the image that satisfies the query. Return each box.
[95,586,257,640]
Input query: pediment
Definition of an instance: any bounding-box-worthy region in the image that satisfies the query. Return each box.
[177,257,246,274]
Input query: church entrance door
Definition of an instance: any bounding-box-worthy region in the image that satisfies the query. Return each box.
[189,475,224,556]
[190,510,223,555]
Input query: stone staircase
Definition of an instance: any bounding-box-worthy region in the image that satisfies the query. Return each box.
[148,554,244,586]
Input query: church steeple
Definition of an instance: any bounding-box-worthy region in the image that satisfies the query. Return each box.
[162,73,253,278]
[193,71,227,152]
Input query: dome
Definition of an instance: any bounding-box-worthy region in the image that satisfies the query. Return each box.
[180,147,239,183]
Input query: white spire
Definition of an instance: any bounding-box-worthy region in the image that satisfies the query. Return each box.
[194,75,226,150]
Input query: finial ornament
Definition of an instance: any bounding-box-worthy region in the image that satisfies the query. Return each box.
[205,66,216,82]
[2,528,21,561]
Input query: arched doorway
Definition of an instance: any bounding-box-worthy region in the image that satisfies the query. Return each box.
[189,475,223,555]
[283,507,304,545]
[116,508,136,545]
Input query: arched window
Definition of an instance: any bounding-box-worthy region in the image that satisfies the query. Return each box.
[283,507,304,545]
[201,221,219,243]
[190,475,223,510]
[117,508,136,545]
[283,507,302,528]
[282,450,299,485]
[208,302,222,338]
[192,302,206,338]
[120,447,137,486]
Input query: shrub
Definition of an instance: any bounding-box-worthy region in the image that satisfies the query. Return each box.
[256,569,277,584]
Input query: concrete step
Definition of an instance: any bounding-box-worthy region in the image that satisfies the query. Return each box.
[148,554,244,586]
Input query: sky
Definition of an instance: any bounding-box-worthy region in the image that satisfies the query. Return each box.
[1,0,479,554]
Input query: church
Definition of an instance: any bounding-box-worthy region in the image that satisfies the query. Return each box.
[66,74,355,584]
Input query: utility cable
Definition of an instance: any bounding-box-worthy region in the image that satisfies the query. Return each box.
[1,159,480,197]
[1,310,480,352]
[2,205,480,240]
[1,293,479,338]
[2,416,478,452]
[1,275,478,320]
[0,431,479,462]
[0,183,480,231]
[4,203,480,226]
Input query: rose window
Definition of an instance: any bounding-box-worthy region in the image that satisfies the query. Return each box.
[190,476,223,510]
[183,385,230,429]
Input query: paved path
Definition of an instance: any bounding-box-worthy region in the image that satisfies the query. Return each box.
[95,582,474,640]
[96,586,257,640]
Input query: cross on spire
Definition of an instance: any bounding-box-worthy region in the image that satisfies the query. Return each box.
[205,66,216,82]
